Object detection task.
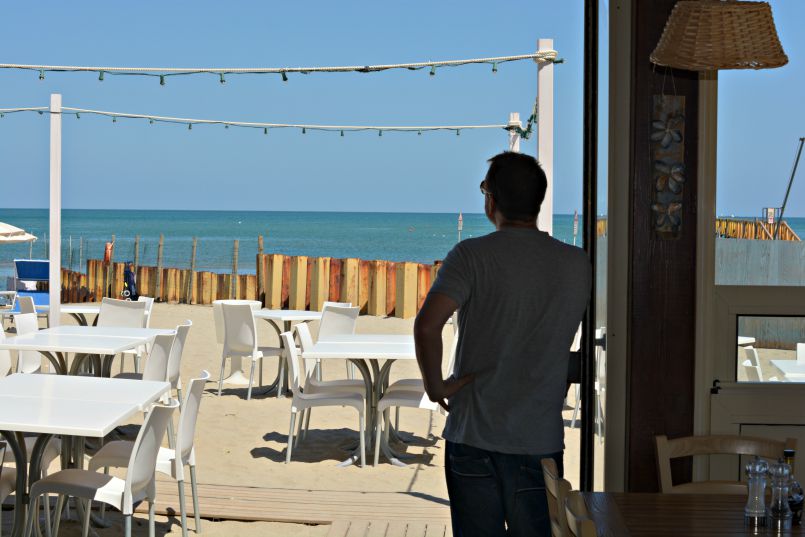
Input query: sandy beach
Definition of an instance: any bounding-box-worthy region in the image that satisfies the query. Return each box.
[9,302,588,536]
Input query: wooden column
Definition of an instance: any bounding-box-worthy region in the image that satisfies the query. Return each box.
[368,261,387,316]
[395,262,418,319]
[341,258,360,306]
[310,257,331,311]
[265,254,284,309]
[289,256,308,310]
[625,0,699,492]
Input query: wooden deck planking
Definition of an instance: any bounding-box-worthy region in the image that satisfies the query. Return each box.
[325,520,450,537]
[136,480,451,526]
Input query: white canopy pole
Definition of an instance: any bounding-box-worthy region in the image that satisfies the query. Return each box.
[507,112,521,152]
[537,38,554,236]
[49,93,62,326]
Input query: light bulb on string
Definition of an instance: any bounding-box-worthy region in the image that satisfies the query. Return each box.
[264,127,268,135]
[219,73,226,84]
[37,110,43,115]
[340,130,344,137]
[75,113,80,119]
[0,113,4,118]
[456,129,460,136]
[98,71,104,81]
[112,116,117,123]
[39,69,45,80]
[378,130,382,137]
[224,123,229,129]
[188,123,192,130]
[149,119,154,125]
[418,130,422,136]
[429,66,436,76]
[302,127,306,134]
[492,62,498,73]
[159,75,166,86]
[281,71,288,82]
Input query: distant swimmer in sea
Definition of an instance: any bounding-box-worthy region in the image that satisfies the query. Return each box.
[408,226,415,232]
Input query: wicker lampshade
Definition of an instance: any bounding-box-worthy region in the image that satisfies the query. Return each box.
[651,0,788,71]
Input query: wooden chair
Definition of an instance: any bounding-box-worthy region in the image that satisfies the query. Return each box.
[655,434,797,493]
[564,492,597,537]
[542,457,572,537]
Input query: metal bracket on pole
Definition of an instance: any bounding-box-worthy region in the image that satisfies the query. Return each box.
[508,112,522,152]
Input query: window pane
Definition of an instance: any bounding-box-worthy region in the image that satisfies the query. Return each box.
[737,315,805,383]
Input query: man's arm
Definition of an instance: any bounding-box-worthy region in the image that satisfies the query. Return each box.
[414,292,474,412]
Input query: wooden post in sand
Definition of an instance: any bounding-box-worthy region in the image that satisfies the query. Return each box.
[395,262,418,319]
[231,240,239,299]
[289,256,308,310]
[133,235,140,268]
[187,237,197,304]
[155,234,164,300]
[257,235,264,305]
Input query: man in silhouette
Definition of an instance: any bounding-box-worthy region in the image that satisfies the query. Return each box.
[415,152,591,537]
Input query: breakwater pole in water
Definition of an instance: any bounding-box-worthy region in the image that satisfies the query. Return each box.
[68,244,442,319]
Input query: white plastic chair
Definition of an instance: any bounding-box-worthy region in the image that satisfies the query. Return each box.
[16,295,36,314]
[168,321,192,404]
[0,329,13,377]
[89,371,210,537]
[98,297,147,375]
[24,399,179,537]
[374,390,439,465]
[281,332,366,467]
[118,296,155,374]
[114,333,174,383]
[97,297,147,328]
[744,346,759,366]
[14,313,43,374]
[219,304,281,400]
[212,300,262,347]
[318,304,359,380]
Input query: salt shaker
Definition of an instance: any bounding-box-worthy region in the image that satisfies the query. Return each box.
[745,456,769,527]
[769,458,793,532]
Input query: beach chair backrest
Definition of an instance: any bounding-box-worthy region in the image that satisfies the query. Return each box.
[322,301,352,309]
[742,359,762,382]
[14,260,49,282]
[125,400,179,502]
[97,297,147,328]
[281,332,303,393]
[318,305,359,341]
[142,334,174,383]
[743,346,760,366]
[222,304,257,356]
[294,323,318,380]
[16,296,35,314]
[564,492,597,537]
[213,300,261,345]
[137,296,155,327]
[167,321,192,388]
[0,330,13,377]
[14,313,42,374]
[178,371,210,463]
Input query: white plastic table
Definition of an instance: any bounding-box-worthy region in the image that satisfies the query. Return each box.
[220,309,323,395]
[60,304,101,326]
[770,359,805,381]
[0,328,157,376]
[738,336,757,346]
[0,374,170,537]
[301,336,417,466]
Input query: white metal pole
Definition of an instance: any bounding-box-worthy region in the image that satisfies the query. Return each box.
[49,94,62,326]
[537,38,554,236]
[508,112,521,152]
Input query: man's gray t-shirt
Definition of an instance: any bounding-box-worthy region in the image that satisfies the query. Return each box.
[429,227,591,455]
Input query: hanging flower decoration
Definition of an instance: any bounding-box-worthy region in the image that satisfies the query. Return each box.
[651,116,683,148]
[652,202,683,230]
[655,161,686,193]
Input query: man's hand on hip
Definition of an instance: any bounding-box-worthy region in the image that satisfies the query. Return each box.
[426,373,475,412]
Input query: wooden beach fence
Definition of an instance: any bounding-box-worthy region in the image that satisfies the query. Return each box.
[68,252,441,318]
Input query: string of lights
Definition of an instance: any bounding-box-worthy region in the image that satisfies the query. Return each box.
[0,51,561,85]
[0,105,537,138]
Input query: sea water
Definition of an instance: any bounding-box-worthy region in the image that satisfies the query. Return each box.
[0,209,582,280]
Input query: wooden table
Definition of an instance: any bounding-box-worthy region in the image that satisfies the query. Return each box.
[583,492,805,536]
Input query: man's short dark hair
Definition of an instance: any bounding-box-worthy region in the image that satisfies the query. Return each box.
[484,152,547,221]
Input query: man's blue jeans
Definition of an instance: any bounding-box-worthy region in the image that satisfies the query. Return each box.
[445,441,563,537]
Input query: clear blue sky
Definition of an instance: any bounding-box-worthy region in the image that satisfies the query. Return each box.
[0,1,802,216]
